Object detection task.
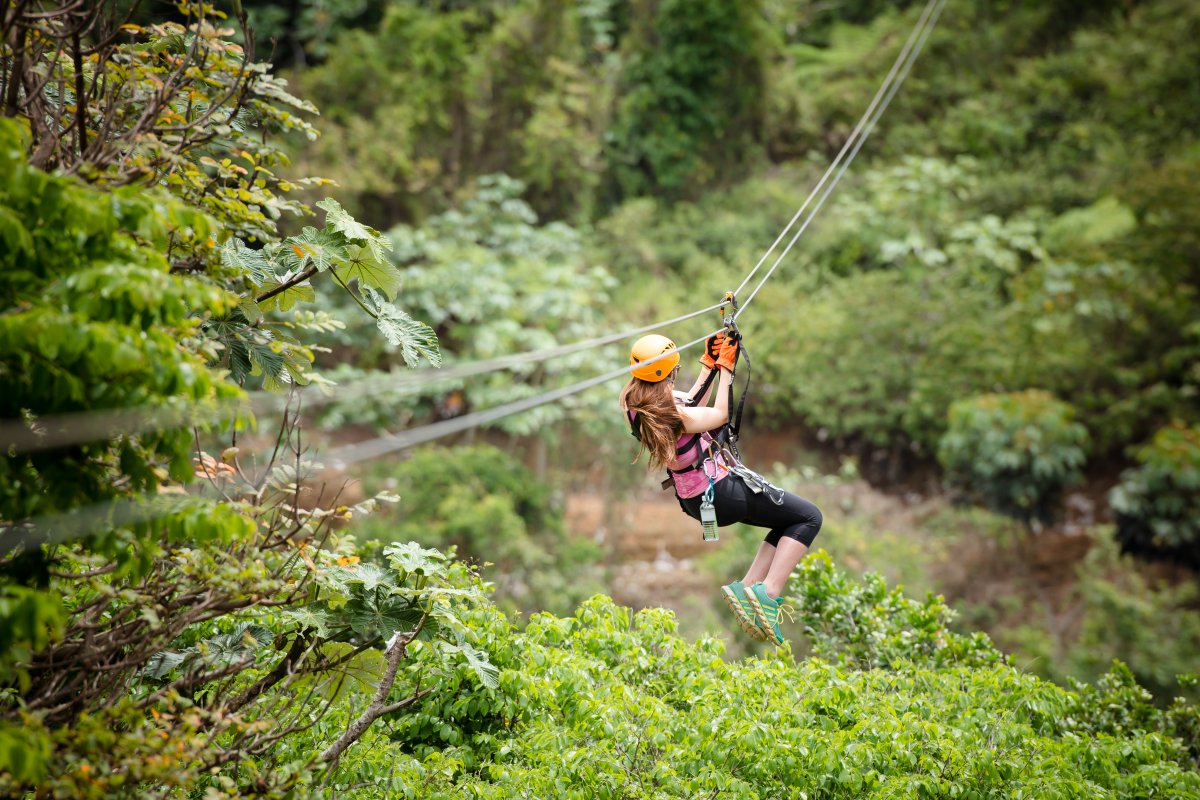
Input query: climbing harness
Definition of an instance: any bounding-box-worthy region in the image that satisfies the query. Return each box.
[709,293,787,508]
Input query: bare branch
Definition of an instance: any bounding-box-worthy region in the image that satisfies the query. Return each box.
[318,631,429,765]
[254,266,320,306]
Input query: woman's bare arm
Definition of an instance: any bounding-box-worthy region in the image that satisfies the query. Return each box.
[682,367,713,405]
[678,369,734,433]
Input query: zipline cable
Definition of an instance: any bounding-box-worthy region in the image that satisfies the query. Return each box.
[322,329,723,469]
[0,301,727,456]
[739,0,946,315]
[731,0,943,300]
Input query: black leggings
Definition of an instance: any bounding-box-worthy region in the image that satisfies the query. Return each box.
[678,473,822,547]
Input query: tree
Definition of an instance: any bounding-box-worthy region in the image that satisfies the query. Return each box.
[605,0,768,201]
[0,7,456,792]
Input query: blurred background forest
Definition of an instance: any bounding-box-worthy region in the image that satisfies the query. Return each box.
[3,0,1200,796]
[248,0,1200,693]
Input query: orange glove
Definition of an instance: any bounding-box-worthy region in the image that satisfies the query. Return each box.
[699,332,725,369]
[715,332,740,371]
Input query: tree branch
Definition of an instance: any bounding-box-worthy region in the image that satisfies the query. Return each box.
[255,266,318,305]
[72,27,85,157]
[318,631,429,766]
[225,631,313,714]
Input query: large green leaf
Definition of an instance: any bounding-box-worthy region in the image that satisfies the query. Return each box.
[345,596,424,638]
[281,225,348,273]
[317,198,391,263]
[340,562,395,593]
[445,641,499,689]
[283,606,336,639]
[220,238,276,284]
[335,245,403,300]
[256,279,317,312]
[364,287,442,367]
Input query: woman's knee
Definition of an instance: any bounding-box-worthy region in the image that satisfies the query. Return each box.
[807,502,823,533]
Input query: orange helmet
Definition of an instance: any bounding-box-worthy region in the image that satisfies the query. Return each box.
[629,334,679,382]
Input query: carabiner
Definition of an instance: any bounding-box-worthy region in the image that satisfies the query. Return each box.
[720,291,739,329]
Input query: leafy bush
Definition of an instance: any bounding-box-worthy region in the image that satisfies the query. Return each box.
[357,445,606,616]
[0,17,440,791]
[1110,422,1200,567]
[987,533,1200,704]
[354,579,1200,798]
[752,266,1012,458]
[938,390,1088,526]
[0,118,235,523]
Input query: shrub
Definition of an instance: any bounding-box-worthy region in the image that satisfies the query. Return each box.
[365,577,1200,798]
[790,551,1003,671]
[357,445,606,616]
[938,390,1088,527]
[1110,422,1200,567]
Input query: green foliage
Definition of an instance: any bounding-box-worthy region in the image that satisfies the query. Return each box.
[982,533,1200,706]
[2,521,504,799]
[1068,662,1200,771]
[357,445,605,616]
[1006,258,1199,452]
[310,175,614,435]
[295,3,492,221]
[939,390,1089,526]
[0,117,240,522]
[337,588,1199,798]
[0,14,440,790]
[293,0,777,221]
[212,198,439,389]
[4,3,323,248]
[1110,422,1200,566]
[755,265,1012,456]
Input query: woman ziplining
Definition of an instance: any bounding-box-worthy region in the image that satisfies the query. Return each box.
[619,313,822,646]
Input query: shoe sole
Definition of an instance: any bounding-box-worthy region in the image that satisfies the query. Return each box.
[721,586,768,641]
[745,590,784,646]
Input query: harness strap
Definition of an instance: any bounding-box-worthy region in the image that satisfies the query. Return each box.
[727,341,751,444]
[675,433,701,456]
[685,368,719,409]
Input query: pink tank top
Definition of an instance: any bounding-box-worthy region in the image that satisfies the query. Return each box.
[670,431,730,498]
[628,411,730,499]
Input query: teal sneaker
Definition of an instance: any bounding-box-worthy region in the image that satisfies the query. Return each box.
[746,582,788,646]
[721,581,768,641]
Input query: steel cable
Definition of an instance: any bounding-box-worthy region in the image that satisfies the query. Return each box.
[739,0,946,314]
[731,0,943,300]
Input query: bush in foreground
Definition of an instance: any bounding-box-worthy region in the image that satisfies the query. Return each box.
[322,553,1199,799]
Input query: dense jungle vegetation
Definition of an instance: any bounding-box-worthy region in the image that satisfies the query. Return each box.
[1,0,1198,797]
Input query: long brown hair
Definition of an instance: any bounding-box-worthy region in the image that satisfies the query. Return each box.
[619,377,683,470]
